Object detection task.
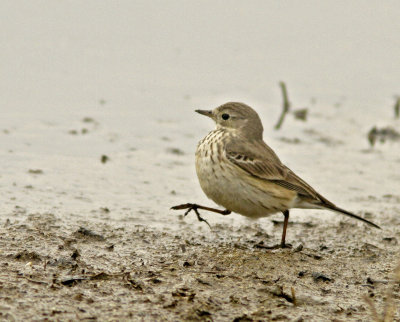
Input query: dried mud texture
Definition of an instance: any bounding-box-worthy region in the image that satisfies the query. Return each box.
[1,209,399,321]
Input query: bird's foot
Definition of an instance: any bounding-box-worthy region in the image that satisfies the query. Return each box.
[171,203,211,228]
[171,203,231,216]
[254,242,293,250]
[171,203,232,228]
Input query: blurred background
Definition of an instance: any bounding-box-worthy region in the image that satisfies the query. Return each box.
[2,1,399,116]
[0,1,399,227]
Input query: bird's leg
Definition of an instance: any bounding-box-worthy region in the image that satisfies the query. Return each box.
[280,210,290,248]
[254,210,292,250]
[171,203,231,215]
[171,203,231,228]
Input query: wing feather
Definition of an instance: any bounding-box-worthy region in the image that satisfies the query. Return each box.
[223,137,379,229]
[225,140,330,204]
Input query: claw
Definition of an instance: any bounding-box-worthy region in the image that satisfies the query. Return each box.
[170,203,193,210]
[192,207,211,228]
[171,203,211,228]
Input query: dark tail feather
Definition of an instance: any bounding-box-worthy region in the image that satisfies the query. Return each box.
[324,204,381,229]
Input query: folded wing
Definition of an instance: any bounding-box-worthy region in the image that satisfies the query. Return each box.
[225,139,335,207]
[225,139,380,229]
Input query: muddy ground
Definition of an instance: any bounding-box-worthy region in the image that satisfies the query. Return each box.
[1,103,400,322]
[2,2,400,320]
[2,107,400,321]
[1,100,400,322]
[1,206,399,321]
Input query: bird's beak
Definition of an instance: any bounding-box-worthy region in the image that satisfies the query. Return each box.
[195,110,213,118]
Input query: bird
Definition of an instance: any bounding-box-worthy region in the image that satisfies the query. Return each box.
[171,102,380,248]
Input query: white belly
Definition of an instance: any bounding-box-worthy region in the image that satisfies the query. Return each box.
[195,131,292,218]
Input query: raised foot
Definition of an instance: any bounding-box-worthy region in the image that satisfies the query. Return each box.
[171,203,231,228]
[171,203,211,228]
[171,203,231,215]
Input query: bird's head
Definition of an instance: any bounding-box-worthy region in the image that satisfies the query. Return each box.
[195,102,264,140]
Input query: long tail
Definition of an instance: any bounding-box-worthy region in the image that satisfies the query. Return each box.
[323,204,381,229]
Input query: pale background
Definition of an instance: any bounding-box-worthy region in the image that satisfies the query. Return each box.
[1,1,399,229]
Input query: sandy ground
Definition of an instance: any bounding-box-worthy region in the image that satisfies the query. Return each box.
[0,205,399,321]
[1,1,400,321]
[1,104,400,321]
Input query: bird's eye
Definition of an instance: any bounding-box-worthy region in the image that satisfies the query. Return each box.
[222,113,230,120]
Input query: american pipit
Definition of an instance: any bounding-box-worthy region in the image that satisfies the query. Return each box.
[172,102,380,247]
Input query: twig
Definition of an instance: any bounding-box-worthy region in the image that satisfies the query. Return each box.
[394,97,400,119]
[382,261,400,322]
[364,295,380,321]
[274,82,291,130]
[364,260,400,321]
[18,275,48,285]
[291,287,297,306]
